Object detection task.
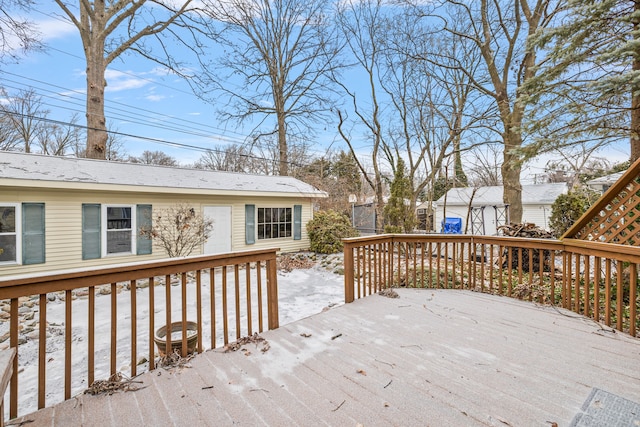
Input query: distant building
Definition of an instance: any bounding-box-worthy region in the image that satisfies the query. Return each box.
[586,172,625,194]
[435,183,568,235]
[0,152,326,277]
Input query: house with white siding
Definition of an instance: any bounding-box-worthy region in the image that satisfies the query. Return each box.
[586,171,625,194]
[434,183,568,235]
[0,152,326,277]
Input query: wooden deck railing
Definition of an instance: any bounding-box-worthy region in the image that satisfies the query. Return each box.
[344,234,639,337]
[0,248,279,419]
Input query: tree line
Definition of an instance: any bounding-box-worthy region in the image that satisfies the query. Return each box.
[1,0,638,227]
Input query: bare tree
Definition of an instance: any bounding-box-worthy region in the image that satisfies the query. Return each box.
[194,144,254,173]
[0,87,48,153]
[411,0,562,223]
[197,0,342,176]
[129,150,178,166]
[466,144,503,187]
[543,142,611,189]
[0,0,41,63]
[335,0,485,230]
[379,10,488,217]
[36,114,82,156]
[293,150,362,215]
[0,113,21,151]
[53,0,196,159]
[335,0,388,231]
[139,203,214,257]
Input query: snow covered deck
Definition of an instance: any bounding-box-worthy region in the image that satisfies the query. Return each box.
[15,289,640,426]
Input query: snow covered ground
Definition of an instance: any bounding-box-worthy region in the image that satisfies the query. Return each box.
[1,254,346,417]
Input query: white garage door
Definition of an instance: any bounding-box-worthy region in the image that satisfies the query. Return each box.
[203,206,232,254]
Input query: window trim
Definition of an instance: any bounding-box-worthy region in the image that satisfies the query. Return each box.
[0,203,21,265]
[101,204,137,256]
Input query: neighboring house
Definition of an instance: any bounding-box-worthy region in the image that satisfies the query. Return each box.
[435,183,568,235]
[586,171,625,194]
[0,152,326,277]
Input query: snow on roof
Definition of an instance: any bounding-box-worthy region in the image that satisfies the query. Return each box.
[436,183,568,206]
[586,171,624,186]
[0,151,326,197]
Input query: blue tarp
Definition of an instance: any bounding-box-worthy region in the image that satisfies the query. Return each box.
[441,217,462,234]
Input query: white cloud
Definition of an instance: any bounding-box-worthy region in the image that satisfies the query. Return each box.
[145,94,166,102]
[36,18,76,42]
[104,69,150,92]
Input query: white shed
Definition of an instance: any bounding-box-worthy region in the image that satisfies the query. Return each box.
[586,172,624,194]
[434,183,568,235]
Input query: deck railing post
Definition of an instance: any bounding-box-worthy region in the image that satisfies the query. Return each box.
[344,241,355,303]
[0,348,16,427]
[266,256,279,330]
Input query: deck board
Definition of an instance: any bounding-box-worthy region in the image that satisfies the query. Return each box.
[13,289,640,426]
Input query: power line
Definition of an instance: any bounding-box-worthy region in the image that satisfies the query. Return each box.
[1,110,319,169]
[0,69,336,158]
[0,70,248,143]
[2,9,340,159]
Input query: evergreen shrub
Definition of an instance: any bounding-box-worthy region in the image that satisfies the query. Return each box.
[307,210,359,254]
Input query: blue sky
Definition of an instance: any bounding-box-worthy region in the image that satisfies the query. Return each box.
[1,3,339,165]
[0,2,632,182]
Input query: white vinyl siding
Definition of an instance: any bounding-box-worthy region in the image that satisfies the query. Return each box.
[0,189,316,277]
[434,204,554,235]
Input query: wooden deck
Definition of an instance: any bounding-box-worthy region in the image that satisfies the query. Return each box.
[14,289,640,426]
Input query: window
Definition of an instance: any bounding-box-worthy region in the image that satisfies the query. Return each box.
[83,204,151,259]
[104,205,134,255]
[0,203,46,265]
[257,208,292,240]
[245,204,302,244]
[0,204,19,263]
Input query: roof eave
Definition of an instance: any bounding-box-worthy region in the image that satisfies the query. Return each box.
[0,178,328,198]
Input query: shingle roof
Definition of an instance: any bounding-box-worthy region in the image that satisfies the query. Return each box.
[436,183,567,206]
[0,151,326,197]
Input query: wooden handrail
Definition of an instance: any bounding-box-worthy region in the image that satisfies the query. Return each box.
[0,249,280,419]
[0,249,278,299]
[343,234,640,338]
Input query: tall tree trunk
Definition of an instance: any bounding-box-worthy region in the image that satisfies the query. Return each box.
[374,174,384,232]
[631,0,640,162]
[277,110,288,175]
[86,48,108,159]
[82,1,108,160]
[502,134,523,224]
[56,0,194,161]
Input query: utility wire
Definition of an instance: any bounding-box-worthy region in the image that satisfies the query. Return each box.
[2,9,340,158]
[0,70,248,142]
[0,69,335,157]
[2,110,317,169]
